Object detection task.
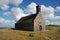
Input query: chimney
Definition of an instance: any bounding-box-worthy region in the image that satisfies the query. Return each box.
[36,5,41,13]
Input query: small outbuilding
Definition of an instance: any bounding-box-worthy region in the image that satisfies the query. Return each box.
[15,5,45,32]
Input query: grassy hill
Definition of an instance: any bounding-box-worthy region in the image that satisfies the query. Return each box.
[46,25,60,27]
[0,25,60,40]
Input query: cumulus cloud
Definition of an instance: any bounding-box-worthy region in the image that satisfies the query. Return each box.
[0,0,9,5]
[9,0,23,6]
[4,12,12,17]
[41,5,54,19]
[41,5,60,20]
[1,4,9,10]
[0,0,9,10]
[0,0,23,10]
[4,7,28,21]
[25,2,37,14]
[11,7,27,21]
[0,17,15,28]
[56,6,60,12]
[41,5,60,25]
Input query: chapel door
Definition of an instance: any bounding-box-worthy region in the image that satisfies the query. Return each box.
[39,25,42,31]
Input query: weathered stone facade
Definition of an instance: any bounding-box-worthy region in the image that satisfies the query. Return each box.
[34,12,45,32]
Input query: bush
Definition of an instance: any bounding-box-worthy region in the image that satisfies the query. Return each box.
[29,33,34,37]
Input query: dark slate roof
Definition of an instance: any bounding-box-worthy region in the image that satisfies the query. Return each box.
[16,14,37,24]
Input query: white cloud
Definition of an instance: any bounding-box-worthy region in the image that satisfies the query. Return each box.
[41,5,54,19]
[1,4,9,10]
[0,17,15,28]
[56,6,60,12]
[11,7,27,21]
[26,2,37,14]
[41,5,60,20]
[9,0,23,6]
[4,12,12,17]
[0,0,9,10]
[0,0,9,5]
[41,5,60,25]
[4,7,28,21]
[0,0,23,10]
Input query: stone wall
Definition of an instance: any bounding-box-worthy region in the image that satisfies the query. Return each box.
[34,12,45,32]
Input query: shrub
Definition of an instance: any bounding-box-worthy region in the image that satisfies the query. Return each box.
[29,33,34,37]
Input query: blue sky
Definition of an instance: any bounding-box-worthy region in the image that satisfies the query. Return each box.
[20,0,60,7]
[0,0,60,28]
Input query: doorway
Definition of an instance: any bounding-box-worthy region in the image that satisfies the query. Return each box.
[39,25,42,31]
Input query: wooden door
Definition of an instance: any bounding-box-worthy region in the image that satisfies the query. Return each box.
[39,25,42,31]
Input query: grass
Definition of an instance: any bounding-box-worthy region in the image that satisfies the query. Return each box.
[0,26,60,40]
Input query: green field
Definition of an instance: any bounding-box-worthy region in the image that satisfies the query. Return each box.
[0,25,60,40]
